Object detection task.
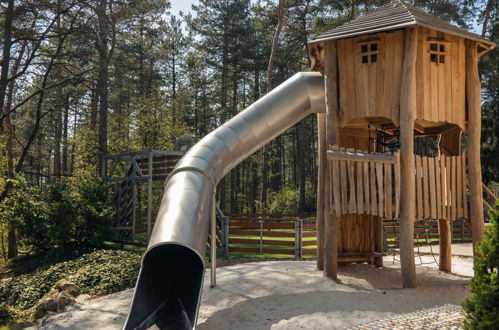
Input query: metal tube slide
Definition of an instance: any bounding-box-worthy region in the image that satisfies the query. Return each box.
[123,72,325,330]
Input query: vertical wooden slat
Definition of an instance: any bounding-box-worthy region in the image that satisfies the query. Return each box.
[386,162,393,219]
[457,154,463,219]
[440,156,449,219]
[446,156,452,219]
[340,159,348,213]
[316,113,326,270]
[356,160,364,214]
[332,159,341,216]
[451,156,457,221]
[395,152,400,219]
[429,157,437,219]
[331,160,341,217]
[462,152,468,220]
[370,162,378,216]
[348,159,357,213]
[435,156,442,219]
[376,162,384,218]
[363,161,370,214]
[422,156,430,219]
[416,155,423,220]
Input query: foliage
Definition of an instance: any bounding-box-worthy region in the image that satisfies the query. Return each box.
[0,175,114,252]
[0,248,141,320]
[462,201,499,329]
[256,185,299,214]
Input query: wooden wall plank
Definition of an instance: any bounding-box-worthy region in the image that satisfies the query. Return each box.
[462,152,468,219]
[356,161,364,214]
[348,159,357,213]
[376,162,384,217]
[416,155,423,220]
[457,154,463,218]
[340,159,348,212]
[386,163,393,219]
[435,157,442,219]
[370,163,378,216]
[446,156,452,219]
[423,157,430,219]
[451,156,457,221]
[364,161,370,213]
[395,152,401,219]
[429,157,437,219]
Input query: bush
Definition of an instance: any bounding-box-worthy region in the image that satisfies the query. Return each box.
[2,175,114,251]
[462,201,499,329]
[0,248,140,320]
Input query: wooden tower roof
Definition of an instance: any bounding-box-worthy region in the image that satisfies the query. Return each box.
[309,1,495,49]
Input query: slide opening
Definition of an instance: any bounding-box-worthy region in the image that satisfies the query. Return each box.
[124,244,204,330]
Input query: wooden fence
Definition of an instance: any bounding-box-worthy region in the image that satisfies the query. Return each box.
[220,214,472,257]
[327,147,468,221]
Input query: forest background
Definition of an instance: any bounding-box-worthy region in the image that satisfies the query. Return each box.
[0,0,497,257]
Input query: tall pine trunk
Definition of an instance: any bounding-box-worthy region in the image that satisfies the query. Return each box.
[96,0,109,177]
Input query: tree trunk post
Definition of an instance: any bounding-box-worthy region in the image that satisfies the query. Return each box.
[465,41,485,252]
[323,40,340,279]
[438,218,452,272]
[399,27,418,288]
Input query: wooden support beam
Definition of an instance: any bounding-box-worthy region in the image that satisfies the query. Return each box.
[316,113,326,271]
[438,218,452,272]
[324,40,340,280]
[465,40,485,251]
[398,27,418,288]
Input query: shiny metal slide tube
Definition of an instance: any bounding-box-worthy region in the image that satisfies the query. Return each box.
[123,72,325,330]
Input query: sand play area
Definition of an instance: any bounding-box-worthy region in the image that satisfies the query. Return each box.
[30,250,474,330]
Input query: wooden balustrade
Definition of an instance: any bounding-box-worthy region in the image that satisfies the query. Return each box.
[327,146,468,221]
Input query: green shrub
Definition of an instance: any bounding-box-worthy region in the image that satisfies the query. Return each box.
[2,175,114,251]
[462,201,499,329]
[0,249,140,320]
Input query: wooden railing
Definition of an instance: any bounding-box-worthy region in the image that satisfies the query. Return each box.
[327,147,469,221]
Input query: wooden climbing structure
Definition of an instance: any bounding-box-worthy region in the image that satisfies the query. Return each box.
[102,150,183,239]
[308,1,496,287]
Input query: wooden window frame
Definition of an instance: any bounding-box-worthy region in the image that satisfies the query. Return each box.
[427,39,449,66]
[359,39,380,65]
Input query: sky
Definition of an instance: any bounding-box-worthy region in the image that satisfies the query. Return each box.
[170,0,199,16]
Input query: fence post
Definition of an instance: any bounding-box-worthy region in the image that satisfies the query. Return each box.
[295,219,303,260]
[259,220,263,254]
[224,216,229,257]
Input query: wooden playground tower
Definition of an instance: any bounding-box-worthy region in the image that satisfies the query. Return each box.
[308,1,495,287]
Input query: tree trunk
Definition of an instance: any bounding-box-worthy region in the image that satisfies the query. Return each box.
[96,0,109,177]
[0,0,15,132]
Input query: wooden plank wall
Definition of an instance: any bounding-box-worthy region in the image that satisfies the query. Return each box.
[415,26,466,130]
[328,148,468,221]
[337,30,404,127]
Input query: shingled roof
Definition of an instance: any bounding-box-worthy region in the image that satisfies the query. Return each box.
[309,0,495,46]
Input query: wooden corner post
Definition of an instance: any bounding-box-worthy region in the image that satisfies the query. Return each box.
[399,27,417,288]
[316,112,326,271]
[323,40,340,279]
[465,40,485,250]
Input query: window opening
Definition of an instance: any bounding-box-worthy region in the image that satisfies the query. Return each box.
[428,41,446,65]
[360,42,379,64]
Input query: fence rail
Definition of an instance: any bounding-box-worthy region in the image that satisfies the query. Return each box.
[220,213,472,258]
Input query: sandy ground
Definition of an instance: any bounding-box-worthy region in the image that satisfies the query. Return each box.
[29,249,474,330]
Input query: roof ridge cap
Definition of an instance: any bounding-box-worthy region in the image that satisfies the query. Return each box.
[391,0,417,23]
